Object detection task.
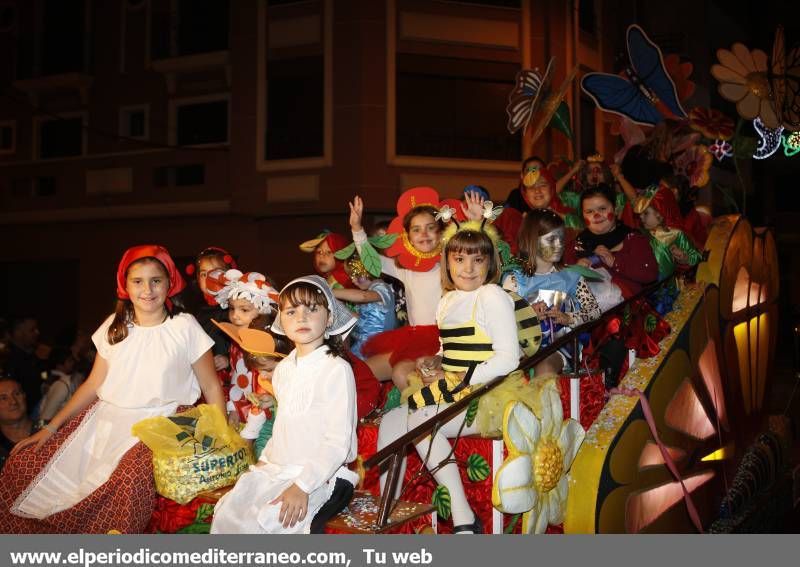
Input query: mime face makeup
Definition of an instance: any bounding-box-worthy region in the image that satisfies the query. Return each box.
[537,227,566,264]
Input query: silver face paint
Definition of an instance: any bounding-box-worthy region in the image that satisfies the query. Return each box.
[537,227,565,264]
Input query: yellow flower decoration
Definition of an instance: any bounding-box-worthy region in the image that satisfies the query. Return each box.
[492,382,585,534]
[711,43,779,128]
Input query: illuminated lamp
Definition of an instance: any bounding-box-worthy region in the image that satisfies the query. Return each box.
[665,379,715,440]
[625,471,715,533]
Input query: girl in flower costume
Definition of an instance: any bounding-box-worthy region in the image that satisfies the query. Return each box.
[210,321,291,448]
[635,182,702,280]
[206,269,280,427]
[299,231,354,290]
[377,220,520,534]
[348,188,477,389]
[502,209,602,376]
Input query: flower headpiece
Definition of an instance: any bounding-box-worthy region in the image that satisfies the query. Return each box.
[207,269,279,315]
[299,230,354,288]
[382,187,461,271]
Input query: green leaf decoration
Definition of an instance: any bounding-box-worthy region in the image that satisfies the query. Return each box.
[465,398,479,427]
[503,513,521,534]
[466,453,490,482]
[176,521,211,534]
[333,242,356,260]
[644,314,657,333]
[623,305,632,326]
[548,101,573,140]
[382,386,401,412]
[432,485,451,520]
[368,233,398,249]
[359,241,383,277]
[195,503,215,523]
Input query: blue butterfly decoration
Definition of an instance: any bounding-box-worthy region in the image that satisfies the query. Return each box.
[581,24,687,126]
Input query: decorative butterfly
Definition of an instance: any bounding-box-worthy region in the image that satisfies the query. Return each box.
[505,59,553,135]
[581,24,687,126]
[770,25,800,132]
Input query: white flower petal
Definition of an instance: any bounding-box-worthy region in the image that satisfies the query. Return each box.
[737,94,761,120]
[558,418,586,470]
[504,402,539,454]
[521,509,539,535]
[717,48,750,77]
[732,43,757,73]
[711,64,745,85]
[538,387,562,438]
[546,492,564,525]
[718,82,748,103]
[493,455,537,513]
[533,500,550,534]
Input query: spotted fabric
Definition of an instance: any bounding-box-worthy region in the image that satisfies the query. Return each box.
[571,278,602,326]
[0,402,178,534]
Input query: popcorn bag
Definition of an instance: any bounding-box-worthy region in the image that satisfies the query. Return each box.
[132,404,253,504]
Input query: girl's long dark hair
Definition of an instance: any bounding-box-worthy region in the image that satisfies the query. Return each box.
[278,282,348,359]
[107,257,184,345]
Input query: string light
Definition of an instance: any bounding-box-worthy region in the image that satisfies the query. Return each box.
[752,117,783,159]
[783,130,800,157]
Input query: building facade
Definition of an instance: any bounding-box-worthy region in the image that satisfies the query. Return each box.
[0,0,613,338]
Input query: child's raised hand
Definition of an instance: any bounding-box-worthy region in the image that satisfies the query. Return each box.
[349,196,364,232]
[531,301,549,317]
[461,191,486,221]
[270,483,309,529]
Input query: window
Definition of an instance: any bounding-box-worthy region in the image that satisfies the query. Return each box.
[38,116,84,159]
[174,99,229,146]
[396,54,520,161]
[0,121,15,154]
[153,164,205,187]
[119,105,149,140]
[41,0,87,75]
[265,56,324,160]
[151,0,229,59]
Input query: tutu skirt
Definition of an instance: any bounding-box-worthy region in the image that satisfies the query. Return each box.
[360,325,440,367]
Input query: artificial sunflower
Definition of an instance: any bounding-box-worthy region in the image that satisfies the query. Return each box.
[492,383,584,534]
[711,43,779,128]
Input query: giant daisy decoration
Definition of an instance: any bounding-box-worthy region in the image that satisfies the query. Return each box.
[492,382,585,534]
[711,43,779,128]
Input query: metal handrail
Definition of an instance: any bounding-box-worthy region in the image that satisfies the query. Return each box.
[363,275,677,528]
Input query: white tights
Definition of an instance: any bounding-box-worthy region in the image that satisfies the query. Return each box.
[377,404,478,528]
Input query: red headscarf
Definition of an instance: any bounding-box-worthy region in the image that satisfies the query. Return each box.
[645,186,685,231]
[116,245,186,303]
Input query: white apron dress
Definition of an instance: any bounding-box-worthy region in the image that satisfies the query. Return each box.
[211,346,358,534]
[11,313,212,519]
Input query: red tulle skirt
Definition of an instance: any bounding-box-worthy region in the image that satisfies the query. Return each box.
[361,325,440,367]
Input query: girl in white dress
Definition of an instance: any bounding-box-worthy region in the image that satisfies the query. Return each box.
[0,245,226,533]
[211,275,360,534]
